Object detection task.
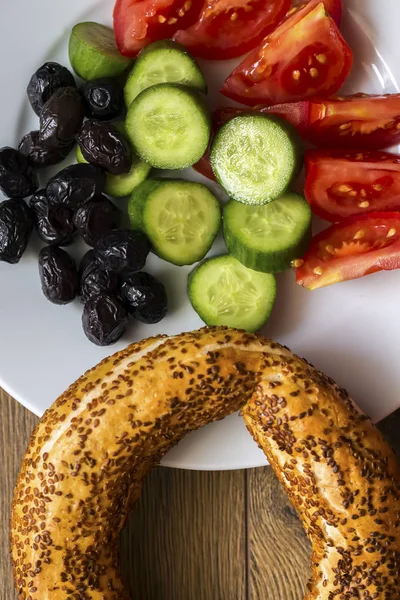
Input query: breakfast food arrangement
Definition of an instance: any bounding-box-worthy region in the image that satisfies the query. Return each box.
[3,0,400,598]
[2,0,400,345]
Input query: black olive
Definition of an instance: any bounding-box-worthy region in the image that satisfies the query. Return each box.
[0,147,38,198]
[73,195,121,247]
[18,131,74,168]
[39,87,84,147]
[27,62,76,117]
[0,199,33,264]
[82,294,128,346]
[30,190,76,246]
[38,246,79,304]
[95,229,151,273]
[77,120,132,174]
[120,272,168,324]
[79,249,96,280]
[79,259,119,304]
[80,78,123,120]
[46,164,106,209]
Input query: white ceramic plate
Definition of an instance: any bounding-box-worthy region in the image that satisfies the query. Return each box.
[1,0,400,470]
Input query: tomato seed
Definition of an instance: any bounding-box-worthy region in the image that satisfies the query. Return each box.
[387,228,396,237]
[291,259,304,268]
[354,230,365,240]
[358,201,370,208]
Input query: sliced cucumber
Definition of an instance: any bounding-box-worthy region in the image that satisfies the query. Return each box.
[69,22,132,80]
[127,178,160,232]
[124,40,207,108]
[223,193,311,273]
[188,255,276,332]
[211,114,303,205]
[128,178,221,265]
[76,123,151,197]
[126,83,211,169]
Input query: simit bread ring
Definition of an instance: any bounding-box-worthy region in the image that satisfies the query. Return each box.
[10,327,400,599]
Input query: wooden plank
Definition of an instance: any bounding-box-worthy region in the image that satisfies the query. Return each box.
[247,467,311,600]
[120,467,247,600]
[1,389,39,600]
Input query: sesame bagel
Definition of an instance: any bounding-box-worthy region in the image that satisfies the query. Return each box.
[10,327,400,600]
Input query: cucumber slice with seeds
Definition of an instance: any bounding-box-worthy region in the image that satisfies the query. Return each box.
[128,178,221,265]
[126,83,211,170]
[127,178,160,232]
[124,40,207,108]
[69,22,132,81]
[76,122,151,197]
[188,255,276,332]
[211,114,303,205]
[223,193,312,273]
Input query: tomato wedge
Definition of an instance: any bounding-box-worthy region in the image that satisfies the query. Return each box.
[305,150,400,222]
[260,94,400,149]
[221,2,352,106]
[173,0,290,60]
[113,0,203,57]
[295,213,400,289]
[306,94,400,149]
[289,0,342,26]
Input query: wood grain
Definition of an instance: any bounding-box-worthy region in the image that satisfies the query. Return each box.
[1,389,39,600]
[2,387,400,600]
[121,468,246,599]
[247,468,310,600]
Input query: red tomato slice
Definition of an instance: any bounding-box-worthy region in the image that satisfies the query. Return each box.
[221,2,352,106]
[173,0,290,60]
[260,94,400,149]
[307,94,400,149]
[289,0,342,26]
[113,0,203,57]
[305,150,400,222]
[295,213,400,289]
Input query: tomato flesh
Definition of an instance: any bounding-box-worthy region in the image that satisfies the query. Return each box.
[174,0,290,60]
[295,213,400,289]
[305,150,400,222]
[221,3,352,106]
[259,94,400,150]
[289,0,342,26]
[113,0,203,57]
[307,94,400,149]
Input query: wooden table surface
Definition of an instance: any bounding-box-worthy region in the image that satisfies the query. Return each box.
[2,388,400,600]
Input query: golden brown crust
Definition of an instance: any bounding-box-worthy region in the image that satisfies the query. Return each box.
[10,327,400,600]
[242,354,400,599]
